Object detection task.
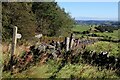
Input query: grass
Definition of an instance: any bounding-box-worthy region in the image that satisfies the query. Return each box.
[72,25,90,32]
[3,59,59,78]
[2,25,120,78]
[85,41,119,57]
[21,64,55,78]
[55,63,119,78]
[72,25,119,40]
[0,44,3,79]
[72,25,89,38]
[95,29,119,40]
[3,59,120,78]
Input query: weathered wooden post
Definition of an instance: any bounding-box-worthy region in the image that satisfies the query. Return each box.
[11,26,17,64]
[65,37,70,51]
[69,33,74,50]
[10,26,17,73]
[10,26,21,73]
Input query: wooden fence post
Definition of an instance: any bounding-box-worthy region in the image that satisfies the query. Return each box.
[10,26,17,71]
[70,38,74,49]
[65,37,70,51]
[69,33,74,50]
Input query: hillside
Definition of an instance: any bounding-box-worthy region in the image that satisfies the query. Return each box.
[2,2,120,79]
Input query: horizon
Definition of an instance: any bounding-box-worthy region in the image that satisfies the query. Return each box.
[74,16,118,21]
[72,16,118,21]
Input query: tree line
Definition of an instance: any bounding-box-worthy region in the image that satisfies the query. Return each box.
[2,2,75,41]
[95,25,119,33]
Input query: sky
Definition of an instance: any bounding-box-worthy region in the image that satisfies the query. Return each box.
[57,2,118,20]
[55,0,119,2]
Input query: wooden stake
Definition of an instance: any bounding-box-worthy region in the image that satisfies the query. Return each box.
[10,26,17,71]
[66,37,70,51]
[70,38,74,49]
[69,33,74,50]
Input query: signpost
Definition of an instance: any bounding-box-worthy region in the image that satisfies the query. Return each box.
[16,33,22,39]
[10,26,21,73]
[35,34,43,39]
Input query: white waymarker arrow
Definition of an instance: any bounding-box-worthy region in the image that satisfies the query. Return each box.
[16,33,22,39]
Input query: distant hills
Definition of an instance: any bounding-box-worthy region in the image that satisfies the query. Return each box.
[75,17,117,21]
[75,20,119,27]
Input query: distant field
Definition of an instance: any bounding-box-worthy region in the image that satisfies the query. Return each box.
[72,25,90,38]
[72,25,119,40]
[95,29,119,40]
[72,25,90,32]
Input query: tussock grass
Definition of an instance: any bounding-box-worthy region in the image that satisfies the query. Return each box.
[56,63,119,78]
[86,41,119,57]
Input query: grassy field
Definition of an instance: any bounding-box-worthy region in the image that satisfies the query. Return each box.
[72,25,91,32]
[73,24,119,57]
[2,25,120,78]
[2,41,120,78]
[95,30,119,40]
[72,25,119,40]
[56,63,118,78]
[3,60,119,78]
[85,41,119,57]
[72,25,89,38]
